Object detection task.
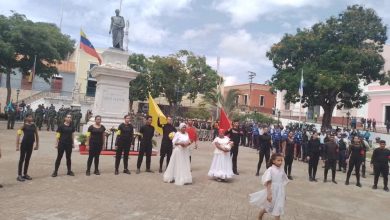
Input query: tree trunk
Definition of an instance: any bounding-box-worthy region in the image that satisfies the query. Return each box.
[129,100,133,113]
[321,103,336,130]
[6,69,11,105]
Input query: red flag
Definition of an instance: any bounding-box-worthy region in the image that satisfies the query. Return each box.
[219,108,231,131]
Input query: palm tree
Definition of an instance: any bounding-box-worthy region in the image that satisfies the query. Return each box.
[201,88,240,117]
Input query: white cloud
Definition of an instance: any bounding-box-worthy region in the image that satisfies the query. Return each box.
[218,30,281,66]
[224,76,239,86]
[130,21,169,45]
[136,0,192,17]
[214,0,329,26]
[182,23,222,40]
[299,17,319,29]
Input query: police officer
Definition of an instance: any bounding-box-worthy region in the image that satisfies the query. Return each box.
[7,102,16,129]
[371,140,390,192]
[272,124,282,153]
[338,134,348,173]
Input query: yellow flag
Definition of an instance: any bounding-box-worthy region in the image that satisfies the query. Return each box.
[148,93,166,135]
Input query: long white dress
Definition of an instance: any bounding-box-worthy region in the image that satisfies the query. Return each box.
[249,165,289,216]
[208,136,234,180]
[163,132,192,185]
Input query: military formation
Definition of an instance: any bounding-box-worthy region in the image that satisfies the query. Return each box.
[5,102,83,132]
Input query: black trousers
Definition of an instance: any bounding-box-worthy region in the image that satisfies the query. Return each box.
[338,150,347,171]
[115,145,130,170]
[137,144,152,170]
[159,145,172,169]
[273,140,281,153]
[284,155,294,176]
[253,135,259,149]
[7,116,15,129]
[87,145,102,171]
[324,159,337,180]
[230,144,239,173]
[346,157,361,183]
[18,142,34,176]
[257,148,270,173]
[374,163,389,187]
[308,153,320,179]
[54,145,72,172]
[295,143,301,159]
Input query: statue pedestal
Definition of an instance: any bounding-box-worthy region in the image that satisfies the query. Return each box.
[83,48,139,134]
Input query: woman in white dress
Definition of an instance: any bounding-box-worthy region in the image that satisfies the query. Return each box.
[208,129,234,181]
[249,153,289,220]
[163,123,192,185]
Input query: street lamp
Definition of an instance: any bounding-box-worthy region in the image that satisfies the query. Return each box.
[16,89,20,105]
[277,110,281,125]
[346,111,351,129]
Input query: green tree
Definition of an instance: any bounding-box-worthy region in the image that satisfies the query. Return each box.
[202,88,240,117]
[0,12,75,104]
[266,5,388,129]
[184,108,211,120]
[128,53,150,110]
[127,51,220,115]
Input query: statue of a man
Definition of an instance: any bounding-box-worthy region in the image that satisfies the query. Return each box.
[109,9,125,50]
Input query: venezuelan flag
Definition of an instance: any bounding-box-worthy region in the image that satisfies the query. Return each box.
[80,29,102,64]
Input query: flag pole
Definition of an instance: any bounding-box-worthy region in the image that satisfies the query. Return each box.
[31,55,37,89]
[75,36,81,89]
[299,69,303,128]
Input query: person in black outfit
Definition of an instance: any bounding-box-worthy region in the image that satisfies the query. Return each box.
[157,116,177,173]
[338,135,348,173]
[323,134,338,184]
[115,115,134,175]
[371,140,390,192]
[86,115,106,176]
[226,120,241,175]
[256,127,272,176]
[16,113,39,182]
[136,115,155,174]
[52,114,75,177]
[283,131,296,180]
[345,136,364,187]
[307,132,321,182]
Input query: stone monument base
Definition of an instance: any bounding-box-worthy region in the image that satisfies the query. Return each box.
[82,48,139,149]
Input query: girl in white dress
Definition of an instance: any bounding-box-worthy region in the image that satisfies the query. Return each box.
[163,123,192,186]
[208,129,234,181]
[249,153,289,220]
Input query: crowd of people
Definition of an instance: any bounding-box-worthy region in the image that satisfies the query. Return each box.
[4,102,83,132]
[1,112,389,219]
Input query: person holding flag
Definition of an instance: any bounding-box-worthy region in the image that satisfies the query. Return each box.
[157,116,177,173]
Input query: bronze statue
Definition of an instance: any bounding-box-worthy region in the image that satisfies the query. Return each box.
[109,9,125,50]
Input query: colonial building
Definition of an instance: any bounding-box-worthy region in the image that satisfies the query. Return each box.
[224,83,276,114]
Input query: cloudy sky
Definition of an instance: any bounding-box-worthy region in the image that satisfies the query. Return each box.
[1,0,390,85]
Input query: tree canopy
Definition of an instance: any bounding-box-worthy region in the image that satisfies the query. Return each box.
[127,50,221,113]
[0,12,75,103]
[266,5,388,128]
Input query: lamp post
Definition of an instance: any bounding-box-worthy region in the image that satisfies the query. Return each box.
[277,110,281,125]
[346,111,351,129]
[16,89,20,105]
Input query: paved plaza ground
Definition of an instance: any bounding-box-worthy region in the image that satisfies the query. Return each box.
[0,123,389,220]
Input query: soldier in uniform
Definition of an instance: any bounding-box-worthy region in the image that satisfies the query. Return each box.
[57,107,64,128]
[74,110,82,132]
[34,105,44,130]
[47,106,56,131]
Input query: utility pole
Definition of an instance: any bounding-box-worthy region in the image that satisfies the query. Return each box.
[248,71,256,112]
